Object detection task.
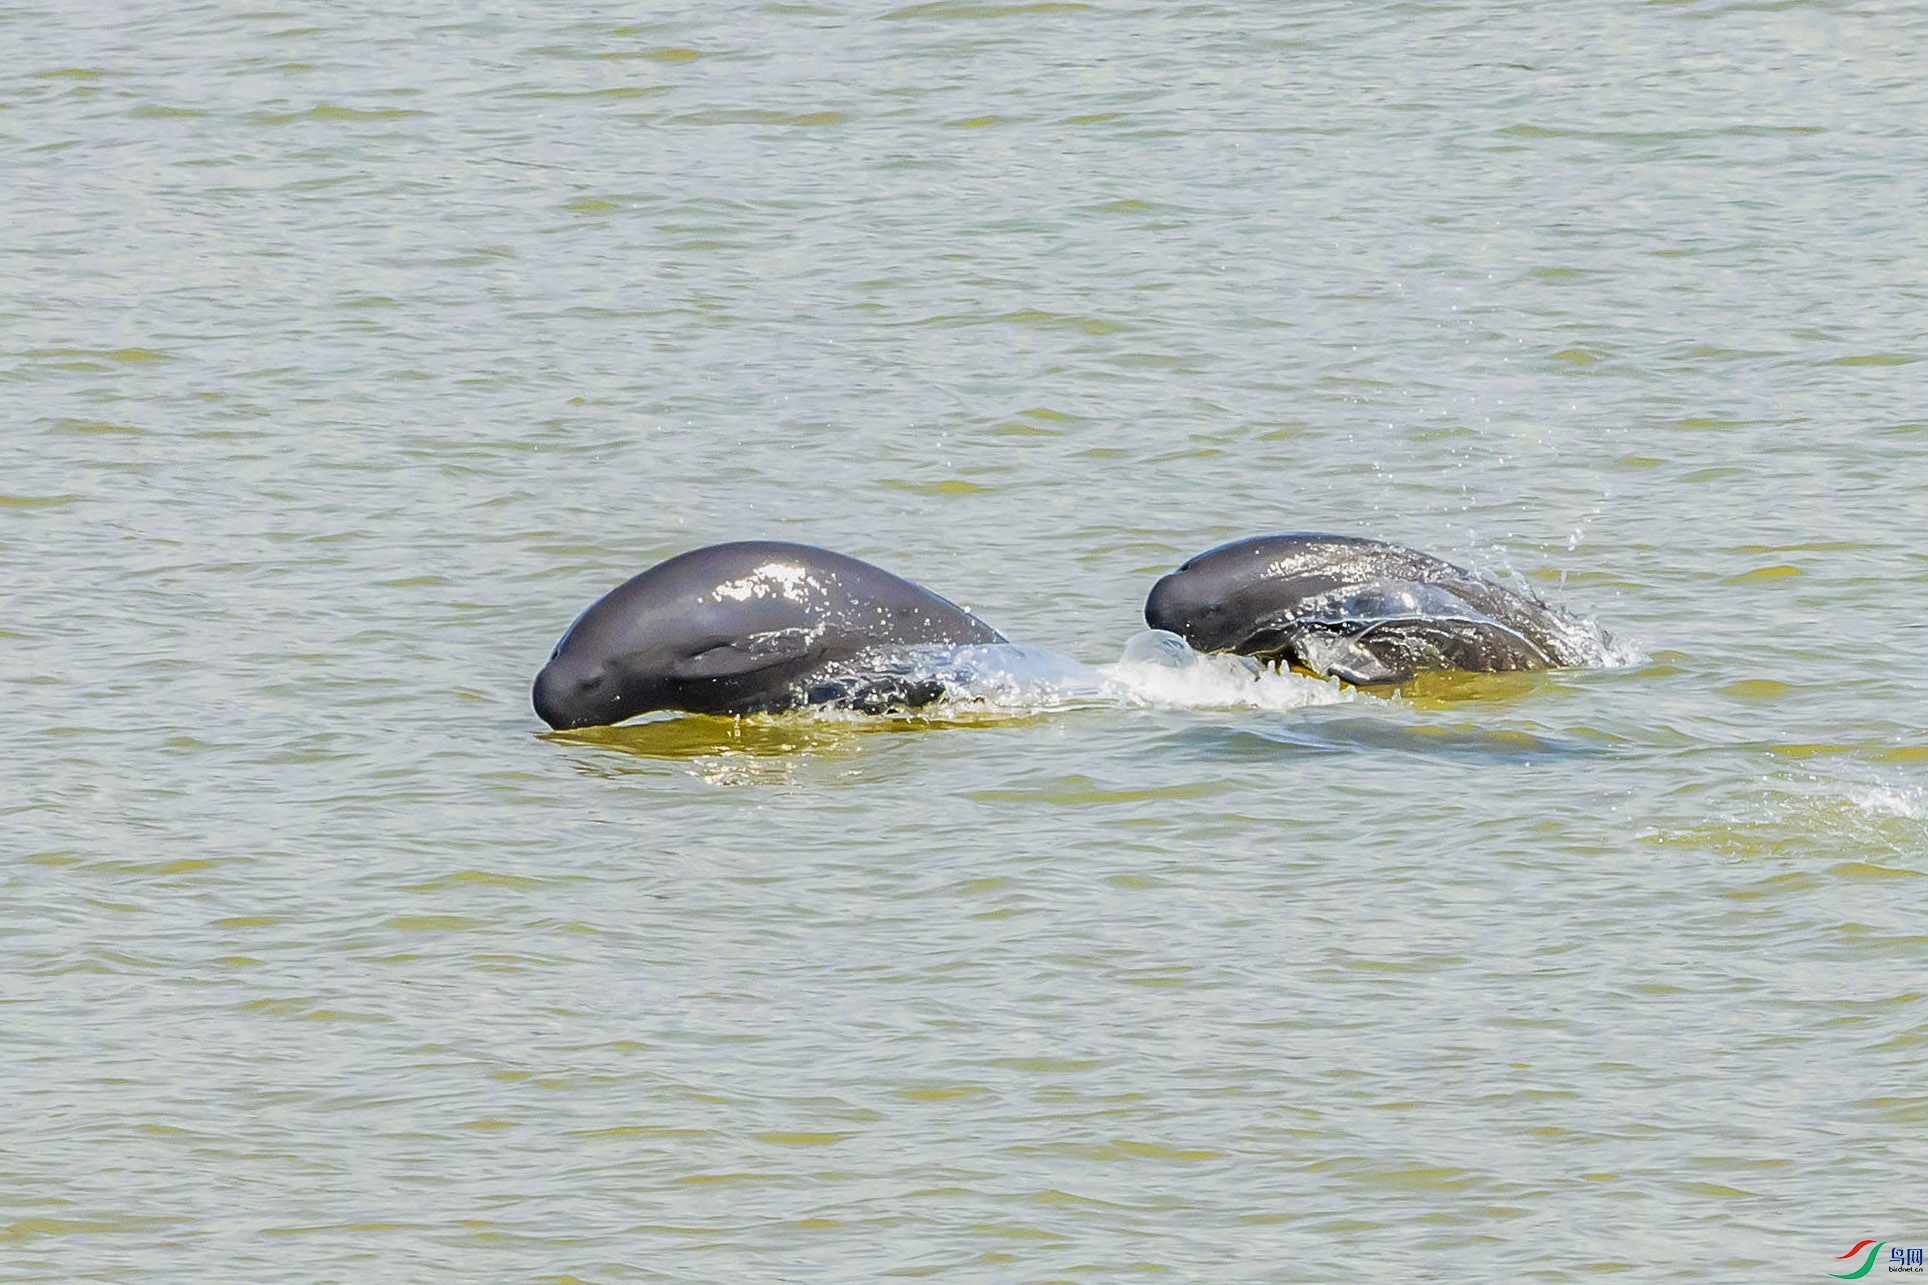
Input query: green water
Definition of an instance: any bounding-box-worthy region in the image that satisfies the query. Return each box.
[5,2,1926,1280]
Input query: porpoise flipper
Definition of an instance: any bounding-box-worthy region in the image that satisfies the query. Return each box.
[668,629,815,681]
[1292,631,1406,685]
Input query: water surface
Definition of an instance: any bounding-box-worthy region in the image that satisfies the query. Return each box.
[5,1,1926,1280]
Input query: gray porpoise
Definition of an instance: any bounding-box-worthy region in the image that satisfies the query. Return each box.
[1144,533,1599,686]
[532,541,1006,729]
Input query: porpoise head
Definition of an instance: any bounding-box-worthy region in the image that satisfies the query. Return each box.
[1145,533,1396,660]
[1144,557,1241,653]
[1145,537,1317,657]
[532,544,862,729]
[531,578,686,730]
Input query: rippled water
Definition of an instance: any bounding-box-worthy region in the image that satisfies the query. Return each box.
[6,1,1926,1279]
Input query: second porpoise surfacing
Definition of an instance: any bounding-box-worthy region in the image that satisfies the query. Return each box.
[1144,533,1602,686]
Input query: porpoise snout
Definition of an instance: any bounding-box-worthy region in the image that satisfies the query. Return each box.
[1144,567,1219,638]
[530,661,571,729]
[532,659,608,730]
[1143,570,1185,633]
[1145,564,1244,655]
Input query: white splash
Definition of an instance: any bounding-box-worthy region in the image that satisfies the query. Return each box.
[1094,630,1350,712]
[805,632,1353,717]
[1546,609,1645,670]
[1844,783,1926,821]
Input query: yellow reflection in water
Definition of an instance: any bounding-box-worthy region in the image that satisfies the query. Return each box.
[1376,669,1555,707]
[542,706,1053,763]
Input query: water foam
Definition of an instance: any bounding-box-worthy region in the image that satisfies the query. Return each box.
[815,631,1353,718]
[1095,630,1351,711]
[1452,556,1640,671]
[1843,782,1927,821]
[1556,611,1645,670]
